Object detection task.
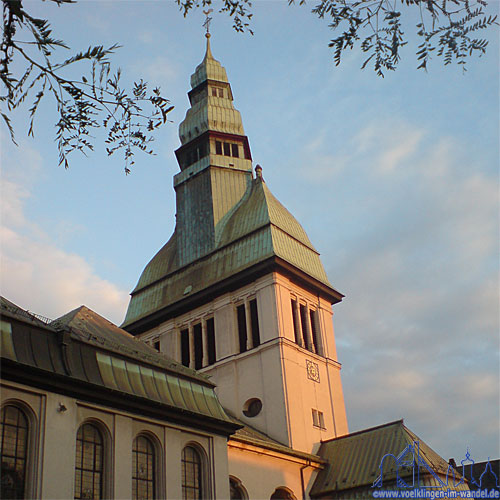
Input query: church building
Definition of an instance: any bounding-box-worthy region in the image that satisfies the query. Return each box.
[0,34,475,500]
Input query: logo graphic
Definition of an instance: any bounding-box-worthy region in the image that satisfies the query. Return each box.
[372,441,499,491]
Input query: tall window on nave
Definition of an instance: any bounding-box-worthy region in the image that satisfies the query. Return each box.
[132,435,156,500]
[181,446,203,499]
[74,423,104,499]
[0,405,29,499]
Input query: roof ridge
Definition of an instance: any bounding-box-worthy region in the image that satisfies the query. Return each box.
[261,182,318,253]
[269,224,320,256]
[75,305,133,337]
[51,305,85,327]
[1,296,53,327]
[320,419,405,444]
[57,305,214,386]
[401,424,451,474]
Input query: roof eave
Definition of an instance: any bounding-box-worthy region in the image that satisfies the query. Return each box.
[123,256,344,335]
[1,358,241,437]
[230,434,326,465]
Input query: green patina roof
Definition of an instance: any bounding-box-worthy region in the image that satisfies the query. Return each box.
[123,177,334,329]
[227,410,325,464]
[52,305,205,380]
[215,177,317,250]
[1,298,235,428]
[310,420,468,498]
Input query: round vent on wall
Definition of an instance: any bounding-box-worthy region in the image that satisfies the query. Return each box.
[242,398,262,417]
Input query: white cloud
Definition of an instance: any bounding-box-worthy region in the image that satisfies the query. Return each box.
[0,143,129,325]
[1,178,30,228]
[139,55,182,87]
[322,118,499,461]
[377,130,423,174]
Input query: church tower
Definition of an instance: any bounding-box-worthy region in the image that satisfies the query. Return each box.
[122,35,348,454]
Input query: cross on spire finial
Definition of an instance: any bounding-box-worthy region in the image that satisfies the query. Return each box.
[203,9,213,37]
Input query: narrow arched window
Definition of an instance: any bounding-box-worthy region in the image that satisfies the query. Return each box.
[0,405,29,499]
[132,435,156,500]
[230,477,247,500]
[181,445,202,499]
[271,488,296,500]
[74,423,103,499]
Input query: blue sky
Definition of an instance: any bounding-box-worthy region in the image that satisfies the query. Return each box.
[1,0,498,463]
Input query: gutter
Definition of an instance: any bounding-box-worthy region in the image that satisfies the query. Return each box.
[300,459,314,500]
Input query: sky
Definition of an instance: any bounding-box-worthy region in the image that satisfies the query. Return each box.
[1,0,498,463]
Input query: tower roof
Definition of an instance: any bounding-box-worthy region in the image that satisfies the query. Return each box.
[122,40,343,333]
[123,175,341,332]
[191,34,229,88]
[178,35,245,145]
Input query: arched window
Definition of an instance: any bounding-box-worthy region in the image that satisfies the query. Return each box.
[0,405,29,499]
[132,435,156,500]
[181,445,203,499]
[270,487,296,500]
[230,477,248,500]
[74,423,104,499]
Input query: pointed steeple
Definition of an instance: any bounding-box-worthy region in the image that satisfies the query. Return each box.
[189,33,229,91]
[177,35,249,152]
[205,32,213,58]
[173,36,253,267]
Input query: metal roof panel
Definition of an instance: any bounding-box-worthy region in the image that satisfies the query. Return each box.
[0,320,16,361]
[310,420,464,497]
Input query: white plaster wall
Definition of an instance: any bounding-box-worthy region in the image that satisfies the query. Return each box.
[275,281,296,343]
[326,361,349,437]
[274,273,341,362]
[317,300,338,360]
[141,274,276,366]
[212,435,231,500]
[202,343,289,446]
[256,281,279,343]
[280,342,349,453]
[228,443,321,500]
[43,392,81,499]
[165,427,183,499]
[214,296,235,359]
[115,414,133,499]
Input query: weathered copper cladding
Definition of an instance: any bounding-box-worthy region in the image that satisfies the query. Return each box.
[0,297,239,436]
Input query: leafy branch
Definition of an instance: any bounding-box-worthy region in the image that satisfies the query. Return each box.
[309,0,498,76]
[1,0,173,173]
[1,0,497,172]
[179,0,497,76]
